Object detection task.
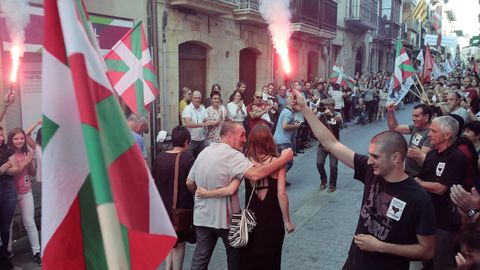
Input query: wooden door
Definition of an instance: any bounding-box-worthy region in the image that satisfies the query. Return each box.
[239,48,257,105]
[179,42,206,101]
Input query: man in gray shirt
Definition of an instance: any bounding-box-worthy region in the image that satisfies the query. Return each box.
[186,121,293,270]
[387,103,433,177]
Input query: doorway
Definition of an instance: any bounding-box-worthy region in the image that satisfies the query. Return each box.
[307,51,319,81]
[239,48,258,105]
[355,48,363,76]
[179,42,207,101]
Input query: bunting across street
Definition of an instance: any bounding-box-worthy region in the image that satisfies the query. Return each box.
[330,63,354,88]
[104,21,159,116]
[41,0,176,269]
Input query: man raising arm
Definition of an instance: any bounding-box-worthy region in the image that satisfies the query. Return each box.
[291,90,436,270]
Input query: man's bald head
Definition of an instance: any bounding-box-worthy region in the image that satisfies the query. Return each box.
[371,130,408,160]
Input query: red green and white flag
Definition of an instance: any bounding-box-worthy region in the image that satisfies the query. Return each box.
[329,62,354,88]
[432,5,442,33]
[393,40,416,89]
[41,0,176,269]
[104,21,159,116]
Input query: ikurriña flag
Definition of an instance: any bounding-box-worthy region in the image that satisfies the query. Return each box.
[41,0,176,269]
[393,40,416,89]
[329,62,354,89]
[104,21,159,116]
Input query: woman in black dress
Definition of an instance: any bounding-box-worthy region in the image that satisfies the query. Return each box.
[153,126,195,270]
[195,124,295,269]
[240,124,295,269]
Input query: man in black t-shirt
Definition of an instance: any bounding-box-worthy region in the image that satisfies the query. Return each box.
[316,98,342,192]
[291,91,437,270]
[416,115,467,269]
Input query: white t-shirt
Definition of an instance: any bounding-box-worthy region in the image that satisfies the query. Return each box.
[226,102,247,122]
[188,143,253,229]
[182,103,208,141]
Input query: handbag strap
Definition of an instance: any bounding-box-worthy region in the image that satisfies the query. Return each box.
[172,152,181,210]
[245,182,256,210]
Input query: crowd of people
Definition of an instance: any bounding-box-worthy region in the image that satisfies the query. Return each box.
[1,57,480,270]
[153,59,480,270]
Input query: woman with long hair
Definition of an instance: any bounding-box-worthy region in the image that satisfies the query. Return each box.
[226,90,247,124]
[6,128,40,266]
[153,126,195,270]
[206,91,228,144]
[196,124,294,269]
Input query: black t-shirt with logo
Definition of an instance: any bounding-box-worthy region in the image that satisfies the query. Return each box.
[417,144,467,231]
[343,154,436,270]
[318,112,340,148]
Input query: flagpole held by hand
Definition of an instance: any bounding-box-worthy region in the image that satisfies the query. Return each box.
[413,73,431,105]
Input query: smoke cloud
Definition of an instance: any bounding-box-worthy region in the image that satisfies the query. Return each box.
[259,0,292,73]
[0,0,30,57]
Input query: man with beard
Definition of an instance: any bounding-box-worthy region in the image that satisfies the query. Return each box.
[447,92,468,123]
[290,90,437,270]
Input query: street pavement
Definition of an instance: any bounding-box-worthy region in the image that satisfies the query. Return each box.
[11,103,420,270]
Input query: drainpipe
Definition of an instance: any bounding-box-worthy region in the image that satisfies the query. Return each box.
[161,9,169,133]
[147,0,159,161]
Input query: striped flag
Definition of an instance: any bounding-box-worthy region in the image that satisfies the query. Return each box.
[104,21,159,116]
[41,0,176,269]
[393,40,416,89]
[432,5,442,33]
[412,0,427,22]
[329,62,354,89]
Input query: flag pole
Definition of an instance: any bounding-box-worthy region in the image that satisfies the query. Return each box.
[413,73,431,105]
[412,82,428,103]
[408,88,423,100]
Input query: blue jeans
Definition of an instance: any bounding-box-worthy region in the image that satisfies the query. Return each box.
[190,226,238,270]
[277,143,293,172]
[316,146,338,188]
[0,179,16,257]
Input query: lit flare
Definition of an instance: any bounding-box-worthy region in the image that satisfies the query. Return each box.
[9,40,22,83]
[277,44,291,74]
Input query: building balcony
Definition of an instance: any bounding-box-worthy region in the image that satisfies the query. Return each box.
[373,15,386,41]
[345,0,377,31]
[232,0,266,25]
[382,25,399,45]
[170,0,238,16]
[290,0,337,39]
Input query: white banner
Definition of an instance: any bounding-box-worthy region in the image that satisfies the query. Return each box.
[387,77,415,105]
[424,35,457,47]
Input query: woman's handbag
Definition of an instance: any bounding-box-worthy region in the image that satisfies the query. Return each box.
[170,152,194,233]
[228,184,257,248]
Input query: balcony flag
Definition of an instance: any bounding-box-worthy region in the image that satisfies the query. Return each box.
[393,40,416,89]
[104,21,159,116]
[329,62,354,89]
[412,0,427,22]
[432,5,442,33]
[41,0,176,269]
